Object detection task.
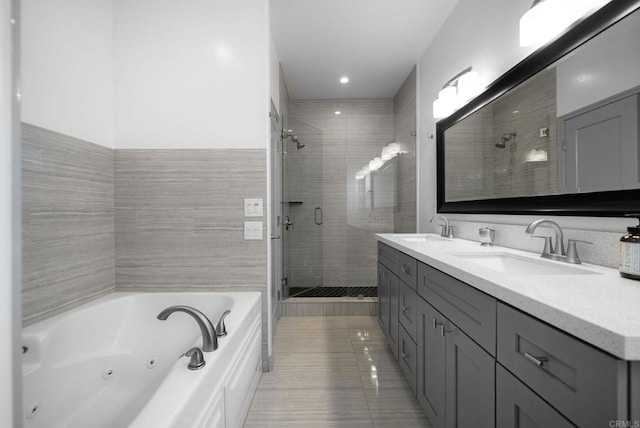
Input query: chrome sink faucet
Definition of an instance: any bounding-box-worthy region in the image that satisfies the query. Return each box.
[525,219,591,264]
[157,305,218,352]
[525,219,565,257]
[430,215,454,239]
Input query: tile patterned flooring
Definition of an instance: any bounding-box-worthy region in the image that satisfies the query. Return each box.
[244,316,432,427]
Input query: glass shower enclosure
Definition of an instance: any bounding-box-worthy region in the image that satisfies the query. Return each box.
[281,117,323,298]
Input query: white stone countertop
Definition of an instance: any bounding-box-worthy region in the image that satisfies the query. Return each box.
[377,233,640,360]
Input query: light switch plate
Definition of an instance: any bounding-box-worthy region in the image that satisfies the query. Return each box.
[244,221,263,240]
[244,198,263,217]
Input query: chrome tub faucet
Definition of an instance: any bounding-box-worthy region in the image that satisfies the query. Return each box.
[157,305,218,352]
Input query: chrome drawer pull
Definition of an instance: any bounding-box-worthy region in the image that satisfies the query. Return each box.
[432,318,443,329]
[401,305,408,313]
[524,352,548,367]
[440,325,452,336]
[401,264,409,274]
[401,352,408,360]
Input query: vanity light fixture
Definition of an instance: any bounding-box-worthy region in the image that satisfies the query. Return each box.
[519,0,611,47]
[433,67,480,119]
[340,76,349,84]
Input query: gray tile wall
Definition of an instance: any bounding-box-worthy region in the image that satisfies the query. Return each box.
[393,67,417,233]
[114,149,267,288]
[22,123,115,325]
[114,149,269,363]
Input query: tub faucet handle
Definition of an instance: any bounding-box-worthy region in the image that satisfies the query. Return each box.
[185,347,206,370]
[216,310,231,337]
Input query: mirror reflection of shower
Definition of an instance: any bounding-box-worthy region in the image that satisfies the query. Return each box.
[495,131,517,149]
[282,129,306,149]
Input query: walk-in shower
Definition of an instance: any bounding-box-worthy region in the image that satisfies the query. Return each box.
[279,99,414,301]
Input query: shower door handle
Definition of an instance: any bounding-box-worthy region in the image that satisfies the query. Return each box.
[314,207,323,225]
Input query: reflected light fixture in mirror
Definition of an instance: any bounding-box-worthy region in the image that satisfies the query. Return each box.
[433,67,480,119]
[520,0,612,47]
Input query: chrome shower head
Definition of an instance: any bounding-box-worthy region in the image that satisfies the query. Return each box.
[283,130,305,149]
[496,132,517,148]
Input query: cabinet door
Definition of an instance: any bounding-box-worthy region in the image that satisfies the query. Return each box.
[399,281,418,341]
[496,365,574,428]
[498,303,627,427]
[388,272,399,360]
[399,324,417,394]
[632,362,640,422]
[377,263,389,332]
[416,299,446,428]
[445,323,495,428]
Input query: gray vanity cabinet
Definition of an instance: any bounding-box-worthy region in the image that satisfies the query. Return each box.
[398,322,417,394]
[377,263,389,333]
[416,293,495,428]
[378,239,640,428]
[497,303,629,427]
[496,365,574,428]
[377,263,398,359]
[632,363,640,422]
[417,299,446,428]
[445,322,495,428]
[388,272,399,359]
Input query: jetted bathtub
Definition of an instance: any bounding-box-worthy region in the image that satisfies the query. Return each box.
[22,292,262,428]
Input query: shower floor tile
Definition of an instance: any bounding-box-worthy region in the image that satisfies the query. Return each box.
[289,286,378,298]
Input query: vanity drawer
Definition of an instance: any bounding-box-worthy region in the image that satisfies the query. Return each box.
[398,324,417,394]
[397,252,417,290]
[418,262,496,356]
[497,303,628,428]
[398,281,418,341]
[496,364,574,428]
[378,242,399,274]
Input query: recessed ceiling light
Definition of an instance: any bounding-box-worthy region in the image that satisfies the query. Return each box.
[335,111,342,115]
[512,110,520,114]
[340,76,349,84]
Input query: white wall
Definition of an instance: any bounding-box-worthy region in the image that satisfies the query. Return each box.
[21,0,114,148]
[114,0,269,149]
[270,35,280,113]
[1,0,21,425]
[417,0,636,266]
[418,0,536,233]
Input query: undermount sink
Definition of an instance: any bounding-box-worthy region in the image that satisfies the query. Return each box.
[449,252,600,276]
[400,234,450,243]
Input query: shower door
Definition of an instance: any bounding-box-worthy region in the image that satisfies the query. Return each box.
[282,116,323,297]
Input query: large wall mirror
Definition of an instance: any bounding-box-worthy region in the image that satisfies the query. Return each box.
[437,1,640,216]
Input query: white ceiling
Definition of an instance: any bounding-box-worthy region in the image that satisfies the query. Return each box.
[271,0,459,100]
